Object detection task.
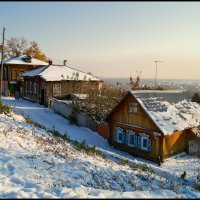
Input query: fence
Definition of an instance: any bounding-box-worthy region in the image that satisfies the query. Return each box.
[51,98,72,118]
[50,98,100,132]
[50,98,110,139]
[189,140,200,157]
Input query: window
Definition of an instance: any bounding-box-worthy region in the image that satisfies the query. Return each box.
[53,84,61,96]
[25,81,28,93]
[141,138,148,150]
[128,102,138,113]
[140,133,151,152]
[127,130,137,147]
[118,132,123,142]
[27,81,30,93]
[33,82,37,94]
[114,127,124,144]
[30,81,32,93]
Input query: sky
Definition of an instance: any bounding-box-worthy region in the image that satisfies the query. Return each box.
[0,2,200,79]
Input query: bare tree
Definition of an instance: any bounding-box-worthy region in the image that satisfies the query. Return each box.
[5,36,28,57]
[4,36,48,62]
[130,71,142,90]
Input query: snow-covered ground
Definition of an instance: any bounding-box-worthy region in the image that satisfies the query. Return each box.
[1,96,200,198]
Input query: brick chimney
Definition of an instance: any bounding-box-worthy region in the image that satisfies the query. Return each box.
[49,60,53,65]
[63,60,67,66]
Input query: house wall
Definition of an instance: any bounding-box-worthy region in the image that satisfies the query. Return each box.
[4,64,44,81]
[108,93,160,131]
[46,81,102,106]
[3,64,46,96]
[162,130,187,160]
[109,122,161,162]
[23,78,102,107]
[107,93,163,162]
[23,76,46,104]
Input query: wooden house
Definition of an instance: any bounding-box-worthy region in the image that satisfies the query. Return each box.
[105,90,200,163]
[22,61,104,106]
[2,55,48,97]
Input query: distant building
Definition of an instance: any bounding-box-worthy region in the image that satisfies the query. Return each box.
[22,61,104,106]
[105,90,200,163]
[1,55,48,97]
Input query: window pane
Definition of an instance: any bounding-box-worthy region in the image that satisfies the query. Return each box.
[129,103,138,113]
[130,135,134,145]
[143,139,147,148]
[118,132,122,141]
[53,84,61,96]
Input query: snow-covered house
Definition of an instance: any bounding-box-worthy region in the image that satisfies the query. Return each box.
[1,55,48,97]
[22,61,104,106]
[105,90,200,163]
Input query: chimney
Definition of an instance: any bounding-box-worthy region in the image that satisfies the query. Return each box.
[63,60,67,66]
[49,60,53,65]
[22,55,32,63]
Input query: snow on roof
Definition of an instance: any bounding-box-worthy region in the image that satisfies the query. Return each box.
[72,93,88,100]
[3,55,48,65]
[23,65,47,76]
[23,64,102,82]
[131,90,200,135]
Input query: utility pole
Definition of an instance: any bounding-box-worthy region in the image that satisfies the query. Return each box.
[154,60,162,89]
[0,27,5,99]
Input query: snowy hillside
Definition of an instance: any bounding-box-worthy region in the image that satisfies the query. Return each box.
[0,111,200,198]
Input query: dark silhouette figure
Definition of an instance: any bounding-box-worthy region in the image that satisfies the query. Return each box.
[157,156,162,166]
[181,171,186,180]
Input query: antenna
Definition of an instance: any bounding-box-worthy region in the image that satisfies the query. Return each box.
[154,60,163,89]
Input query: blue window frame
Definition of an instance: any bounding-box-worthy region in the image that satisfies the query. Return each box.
[126,130,137,147]
[140,133,151,152]
[114,127,125,144]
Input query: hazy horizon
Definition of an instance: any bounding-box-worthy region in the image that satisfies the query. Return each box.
[1,2,200,79]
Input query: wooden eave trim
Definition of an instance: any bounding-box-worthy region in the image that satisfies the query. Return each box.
[113,121,162,134]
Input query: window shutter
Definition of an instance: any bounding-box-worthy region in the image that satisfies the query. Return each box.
[147,139,151,151]
[137,135,141,148]
[125,132,129,145]
[121,132,125,143]
[114,128,118,142]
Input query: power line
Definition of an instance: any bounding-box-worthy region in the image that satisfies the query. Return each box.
[0,27,5,99]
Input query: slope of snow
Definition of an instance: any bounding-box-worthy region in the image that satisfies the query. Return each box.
[0,97,200,198]
[0,113,199,198]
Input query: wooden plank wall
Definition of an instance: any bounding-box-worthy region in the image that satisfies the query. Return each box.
[109,122,161,162]
[162,131,187,159]
[109,93,160,131]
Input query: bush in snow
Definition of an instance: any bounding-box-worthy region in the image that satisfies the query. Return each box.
[73,140,106,158]
[0,100,10,115]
